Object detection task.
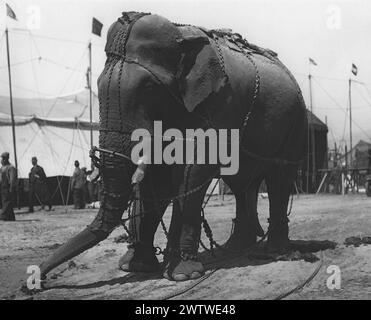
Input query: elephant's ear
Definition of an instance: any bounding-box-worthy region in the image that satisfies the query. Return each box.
[177,32,228,112]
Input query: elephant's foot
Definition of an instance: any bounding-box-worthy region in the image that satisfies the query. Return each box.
[224,217,264,251]
[119,243,160,273]
[163,251,205,281]
[267,219,290,254]
[224,231,257,251]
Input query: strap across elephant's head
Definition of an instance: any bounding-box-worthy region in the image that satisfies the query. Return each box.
[104,12,228,113]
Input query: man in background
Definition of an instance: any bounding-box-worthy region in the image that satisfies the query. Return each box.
[81,167,89,204]
[87,164,100,204]
[0,152,17,221]
[29,156,52,213]
[71,160,86,209]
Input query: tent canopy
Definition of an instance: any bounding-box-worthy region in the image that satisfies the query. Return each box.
[0,93,332,178]
[341,139,371,169]
[0,89,99,178]
[307,110,328,132]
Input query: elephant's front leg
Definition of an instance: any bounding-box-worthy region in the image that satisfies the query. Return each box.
[119,166,172,272]
[164,164,216,281]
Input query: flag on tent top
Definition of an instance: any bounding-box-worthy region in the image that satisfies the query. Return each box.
[6,3,17,20]
[309,57,317,66]
[92,17,103,36]
[351,63,358,76]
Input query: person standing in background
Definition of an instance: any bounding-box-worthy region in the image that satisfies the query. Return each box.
[71,160,86,209]
[0,152,17,221]
[87,164,99,204]
[81,167,89,204]
[28,157,52,213]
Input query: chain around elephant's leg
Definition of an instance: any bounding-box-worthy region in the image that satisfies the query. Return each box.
[163,164,216,281]
[119,166,172,272]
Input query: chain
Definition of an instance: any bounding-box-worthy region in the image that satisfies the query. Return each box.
[149,171,169,242]
[240,53,260,141]
[287,191,294,217]
[93,37,261,256]
[212,37,228,80]
[195,46,261,254]
[201,208,215,255]
[94,15,301,260]
[120,188,136,237]
[173,22,193,27]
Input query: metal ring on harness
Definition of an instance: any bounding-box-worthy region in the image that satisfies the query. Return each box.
[89,146,133,169]
[155,247,165,256]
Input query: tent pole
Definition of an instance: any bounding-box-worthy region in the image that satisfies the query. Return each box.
[5,28,19,208]
[5,28,18,171]
[308,73,316,192]
[348,78,353,168]
[88,41,93,149]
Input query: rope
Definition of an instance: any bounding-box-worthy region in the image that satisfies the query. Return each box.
[160,230,269,300]
[162,240,324,300]
[273,251,324,300]
[160,165,298,300]
[160,268,220,300]
[91,13,305,299]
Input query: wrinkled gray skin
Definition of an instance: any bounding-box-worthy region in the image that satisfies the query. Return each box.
[39,12,307,282]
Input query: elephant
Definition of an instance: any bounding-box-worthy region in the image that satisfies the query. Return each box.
[38,11,307,282]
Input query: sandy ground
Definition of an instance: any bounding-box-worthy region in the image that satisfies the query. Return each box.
[0,194,370,300]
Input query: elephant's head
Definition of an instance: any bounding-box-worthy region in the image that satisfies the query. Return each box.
[97,12,227,216]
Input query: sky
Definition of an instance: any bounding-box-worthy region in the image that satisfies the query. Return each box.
[0,0,370,148]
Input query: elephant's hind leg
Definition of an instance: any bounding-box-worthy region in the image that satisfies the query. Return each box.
[225,178,264,250]
[265,165,296,252]
[225,179,264,250]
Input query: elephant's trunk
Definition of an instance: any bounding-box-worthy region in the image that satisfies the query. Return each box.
[39,132,135,277]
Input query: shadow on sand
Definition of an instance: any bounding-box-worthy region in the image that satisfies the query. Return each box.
[22,239,336,296]
[47,271,162,291]
[199,239,337,271]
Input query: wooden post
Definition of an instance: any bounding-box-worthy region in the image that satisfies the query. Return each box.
[341,172,345,195]
[316,172,328,194]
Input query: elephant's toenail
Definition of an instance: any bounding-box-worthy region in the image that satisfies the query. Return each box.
[119,263,130,271]
[172,273,189,281]
[163,272,172,280]
[189,271,203,279]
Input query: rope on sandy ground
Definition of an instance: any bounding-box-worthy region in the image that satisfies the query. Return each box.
[158,232,269,300]
[159,241,325,300]
[273,250,324,300]
[160,268,220,300]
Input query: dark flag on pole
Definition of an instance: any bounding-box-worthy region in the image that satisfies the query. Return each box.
[92,18,103,36]
[309,57,317,66]
[6,3,17,20]
[351,63,358,76]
